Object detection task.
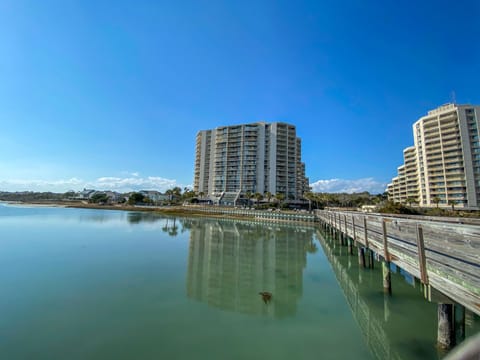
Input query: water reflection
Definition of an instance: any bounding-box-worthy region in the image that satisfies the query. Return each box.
[126,213,187,235]
[127,212,163,224]
[186,219,315,318]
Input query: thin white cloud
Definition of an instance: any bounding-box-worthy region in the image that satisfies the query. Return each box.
[0,178,84,192]
[310,178,387,194]
[119,171,140,177]
[90,176,179,192]
[0,175,183,193]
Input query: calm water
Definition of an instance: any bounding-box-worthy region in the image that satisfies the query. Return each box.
[0,204,478,360]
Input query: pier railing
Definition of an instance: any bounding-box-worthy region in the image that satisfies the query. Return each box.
[183,206,317,223]
[315,210,480,316]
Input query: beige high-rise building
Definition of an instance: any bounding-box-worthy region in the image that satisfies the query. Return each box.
[388,104,480,209]
[193,122,309,204]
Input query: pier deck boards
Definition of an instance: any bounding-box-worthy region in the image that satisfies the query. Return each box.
[316,210,480,316]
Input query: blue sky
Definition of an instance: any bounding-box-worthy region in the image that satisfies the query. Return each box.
[1,0,479,194]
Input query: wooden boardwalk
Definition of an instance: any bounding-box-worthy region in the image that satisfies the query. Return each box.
[316,210,480,316]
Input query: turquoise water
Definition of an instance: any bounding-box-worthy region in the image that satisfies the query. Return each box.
[0,204,478,359]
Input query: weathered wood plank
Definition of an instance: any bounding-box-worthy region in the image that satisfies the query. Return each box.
[416,225,429,285]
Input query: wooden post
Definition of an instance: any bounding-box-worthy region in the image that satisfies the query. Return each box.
[363,216,369,248]
[340,214,344,244]
[358,247,366,268]
[339,214,343,242]
[437,303,454,350]
[348,237,353,255]
[382,218,391,294]
[352,216,357,246]
[366,249,374,269]
[416,224,429,285]
[344,214,348,238]
[382,219,389,261]
[335,214,339,240]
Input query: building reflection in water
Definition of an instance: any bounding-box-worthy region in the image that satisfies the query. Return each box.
[185,218,315,318]
[315,229,480,360]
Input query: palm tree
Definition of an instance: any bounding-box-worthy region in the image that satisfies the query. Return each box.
[320,193,333,208]
[448,199,457,211]
[245,191,253,207]
[264,191,272,204]
[198,192,205,199]
[275,193,285,208]
[304,191,314,212]
[165,189,174,202]
[254,192,263,206]
[406,197,417,207]
[432,196,441,208]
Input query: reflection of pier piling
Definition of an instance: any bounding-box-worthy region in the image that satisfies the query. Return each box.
[317,231,409,359]
[318,210,480,352]
[317,228,479,359]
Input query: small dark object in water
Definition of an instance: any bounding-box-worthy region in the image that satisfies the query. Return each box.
[259,291,272,304]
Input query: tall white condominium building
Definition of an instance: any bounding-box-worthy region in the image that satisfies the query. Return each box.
[194,122,309,203]
[387,104,480,209]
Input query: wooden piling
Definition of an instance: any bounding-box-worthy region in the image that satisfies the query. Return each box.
[358,247,366,268]
[382,219,389,261]
[416,224,429,285]
[363,216,368,248]
[352,216,357,246]
[382,219,392,294]
[437,303,454,350]
[366,249,374,269]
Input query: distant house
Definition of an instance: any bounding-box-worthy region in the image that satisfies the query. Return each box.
[75,189,123,203]
[76,188,96,200]
[139,190,170,202]
[360,205,378,213]
[103,191,122,202]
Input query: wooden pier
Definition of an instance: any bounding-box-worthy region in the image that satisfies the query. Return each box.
[316,209,480,350]
[316,210,480,318]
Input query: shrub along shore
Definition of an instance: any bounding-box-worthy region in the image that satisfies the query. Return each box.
[2,200,315,223]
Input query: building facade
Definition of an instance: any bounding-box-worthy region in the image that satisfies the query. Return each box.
[388,104,480,209]
[193,122,309,203]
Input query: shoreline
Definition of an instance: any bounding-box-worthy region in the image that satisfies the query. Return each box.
[1,200,317,225]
